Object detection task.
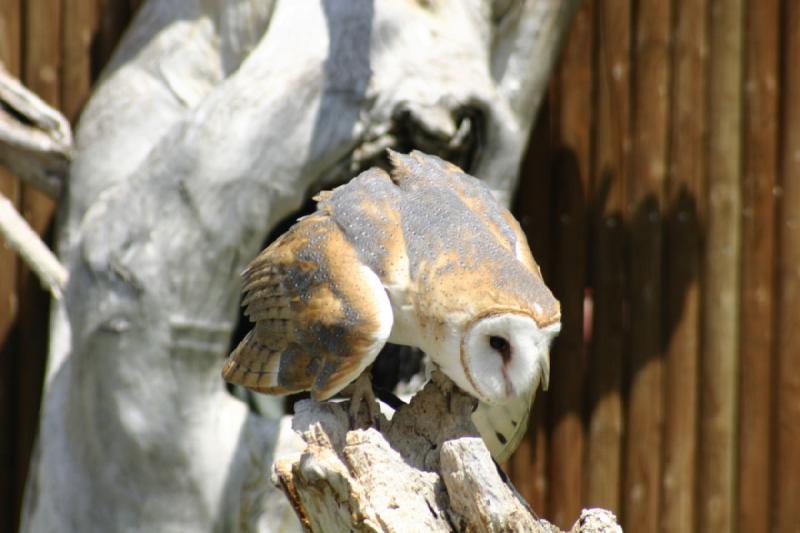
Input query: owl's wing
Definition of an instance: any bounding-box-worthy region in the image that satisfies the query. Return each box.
[222,213,393,400]
[472,389,538,463]
[389,150,543,277]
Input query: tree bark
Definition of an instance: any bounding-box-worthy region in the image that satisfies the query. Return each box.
[276,374,620,533]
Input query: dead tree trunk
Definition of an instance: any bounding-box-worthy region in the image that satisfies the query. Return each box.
[18,1,584,531]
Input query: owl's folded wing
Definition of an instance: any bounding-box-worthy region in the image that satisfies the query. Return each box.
[222,212,393,400]
[389,150,544,279]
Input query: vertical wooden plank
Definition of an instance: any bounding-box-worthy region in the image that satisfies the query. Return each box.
[21,0,61,232]
[15,1,62,530]
[0,2,22,530]
[774,0,800,529]
[23,0,62,110]
[94,0,133,77]
[510,99,554,516]
[0,1,22,359]
[584,0,630,517]
[660,0,706,531]
[623,0,671,531]
[546,1,593,528]
[0,0,22,75]
[62,0,99,121]
[737,0,779,531]
[699,0,743,531]
[0,1,23,364]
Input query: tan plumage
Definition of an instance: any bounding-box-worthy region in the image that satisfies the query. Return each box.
[223,212,392,400]
[223,150,561,461]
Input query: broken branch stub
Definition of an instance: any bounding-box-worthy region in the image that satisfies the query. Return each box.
[274,375,620,533]
[0,62,72,197]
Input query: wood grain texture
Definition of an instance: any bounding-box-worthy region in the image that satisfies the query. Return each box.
[20,1,60,230]
[0,1,21,347]
[0,3,21,532]
[623,0,671,531]
[61,0,98,121]
[545,0,593,527]
[584,0,630,517]
[699,0,743,531]
[15,1,62,529]
[660,0,706,530]
[774,1,800,530]
[737,0,779,531]
[0,0,21,75]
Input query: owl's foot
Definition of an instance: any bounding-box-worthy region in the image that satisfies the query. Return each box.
[346,371,381,430]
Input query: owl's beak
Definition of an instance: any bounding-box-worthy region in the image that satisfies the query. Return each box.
[537,321,560,392]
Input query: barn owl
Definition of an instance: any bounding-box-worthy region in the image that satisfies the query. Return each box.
[222,150,561,462]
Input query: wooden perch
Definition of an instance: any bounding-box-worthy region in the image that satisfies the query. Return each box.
[274,373,620,533]
[0,61,72,197]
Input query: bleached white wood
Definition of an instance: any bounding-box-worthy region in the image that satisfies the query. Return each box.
[276,374,620,532]
[0,193,67,298]
[0,62,71,197]
[0,65,70,296]
[21,1,582,531]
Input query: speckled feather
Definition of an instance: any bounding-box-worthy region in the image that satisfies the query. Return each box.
[321,151,559,327]
[223,213,391,400]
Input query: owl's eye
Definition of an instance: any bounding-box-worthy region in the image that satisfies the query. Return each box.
[488,335,511,363]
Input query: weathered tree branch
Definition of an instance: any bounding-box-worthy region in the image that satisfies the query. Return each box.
[0,62,70,297]
[275,374,620,533]
[0,192,67,298]
[0,62,72,197]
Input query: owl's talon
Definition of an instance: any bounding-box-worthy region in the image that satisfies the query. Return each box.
[347,372,381,429]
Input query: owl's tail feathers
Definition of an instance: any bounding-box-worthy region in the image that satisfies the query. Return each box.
[222,330,288,394]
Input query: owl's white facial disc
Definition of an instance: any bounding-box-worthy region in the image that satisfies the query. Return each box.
[458,314,560,405]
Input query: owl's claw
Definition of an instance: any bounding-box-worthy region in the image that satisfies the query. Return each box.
[347,372,381,430]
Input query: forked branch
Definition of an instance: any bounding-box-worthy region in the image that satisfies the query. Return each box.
[0,63,70,297]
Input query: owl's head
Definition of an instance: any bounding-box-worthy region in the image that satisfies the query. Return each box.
[446,311,560,405]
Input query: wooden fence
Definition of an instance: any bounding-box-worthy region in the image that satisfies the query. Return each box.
[1,1,798,532]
